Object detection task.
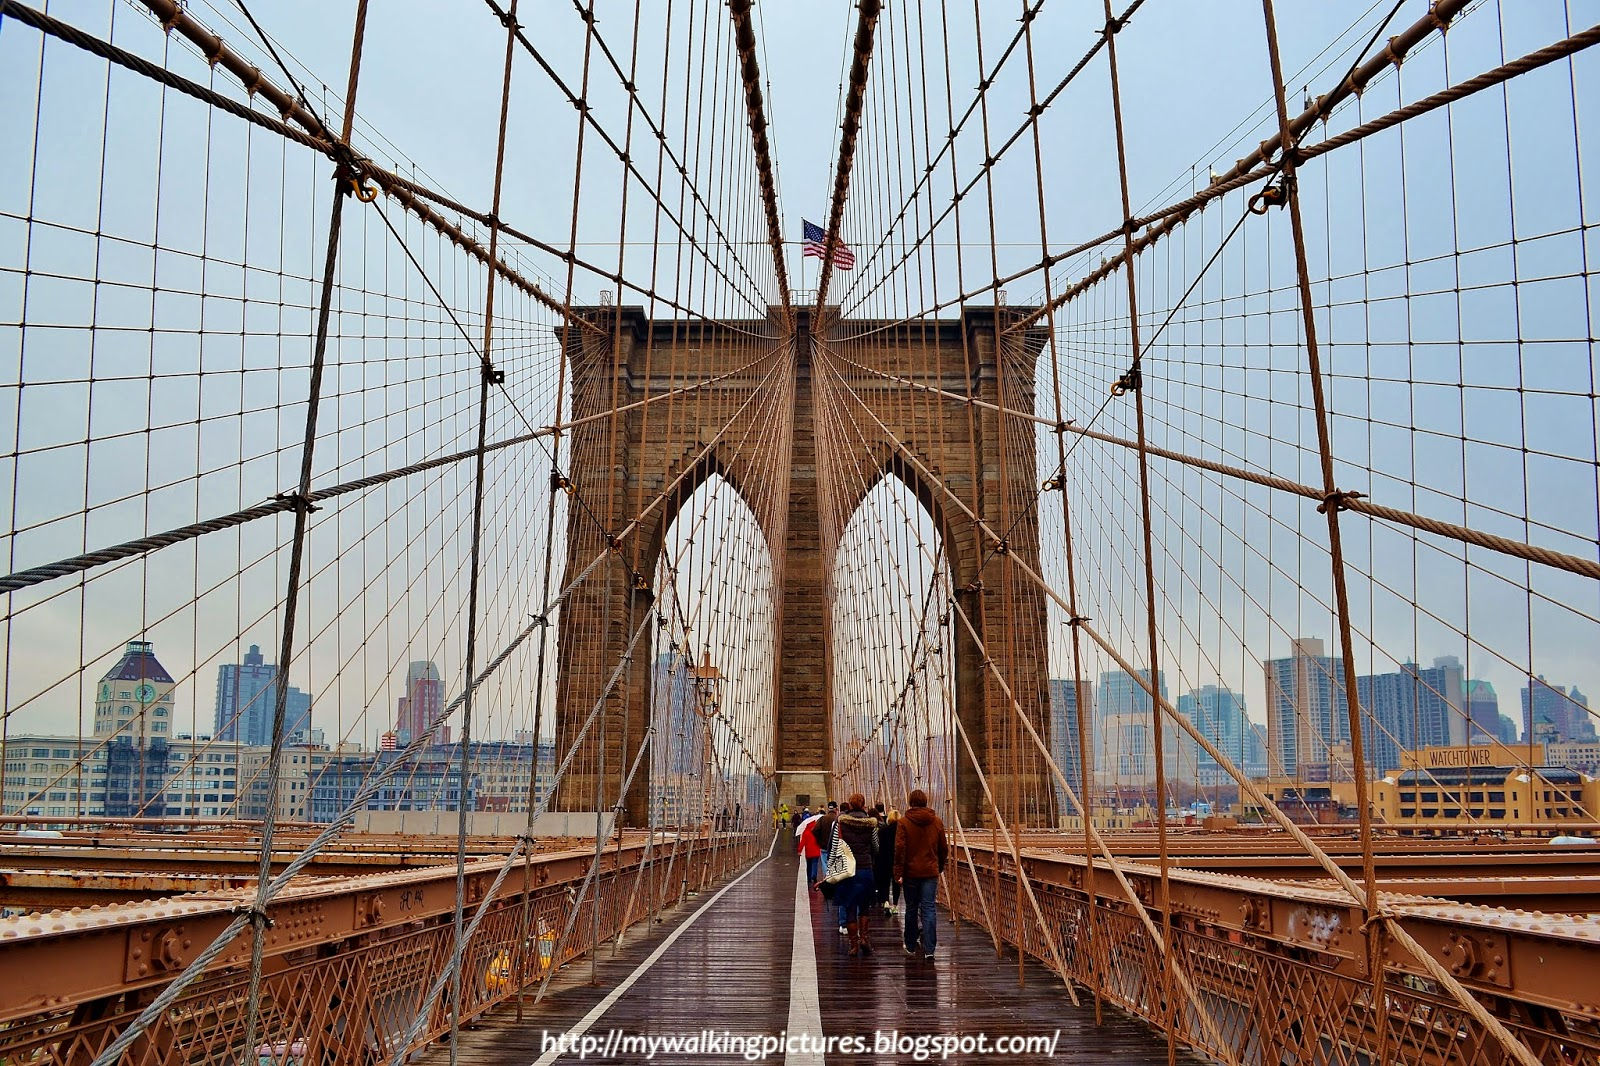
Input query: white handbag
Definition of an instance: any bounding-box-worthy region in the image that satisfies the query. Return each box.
[822,821,856,884]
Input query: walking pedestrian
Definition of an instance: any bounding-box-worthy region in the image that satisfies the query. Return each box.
[814,800,840,921]
[835,793,879,957]
[797,810,823,884]
[894,789,947,959]
[875,808,900,915]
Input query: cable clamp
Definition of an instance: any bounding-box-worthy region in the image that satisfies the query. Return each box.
[483,363,506,385]
[993,539,1010,556]
[1102,14,1126,37]
[238,904,275,929]
[1248,174,1295,215]
[1356,909,1397,935]
[1110,365,1142,396]
[530,613,549,627]
[1066,615,1091,628]
[1316,489,1365,515]
[331,146,380,203]
[494,6,521,31]
[551,471,575,495]
[1042,475,1063,492]
[632,571,650,592]
[274,491,320,515]
[1053,419,1074,434]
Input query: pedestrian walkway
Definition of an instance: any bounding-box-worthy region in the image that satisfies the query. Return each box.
[427,832,1181,1064]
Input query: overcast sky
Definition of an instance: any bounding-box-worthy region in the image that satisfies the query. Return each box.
[1,0,1595,779]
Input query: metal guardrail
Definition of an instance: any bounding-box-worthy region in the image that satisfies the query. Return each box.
[949,845,1600,1065]
[0,834,754,1064]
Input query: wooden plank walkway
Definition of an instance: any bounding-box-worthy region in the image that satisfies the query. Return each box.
[423,833,1186,1064]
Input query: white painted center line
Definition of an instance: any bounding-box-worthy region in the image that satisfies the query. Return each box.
[784,858,825,1066]
[532,834,777,1066]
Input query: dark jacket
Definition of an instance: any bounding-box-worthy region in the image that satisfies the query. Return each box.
[894,804,947,879]
[874,817,896,877]
[815,812,838,850]
[835,809,878,872]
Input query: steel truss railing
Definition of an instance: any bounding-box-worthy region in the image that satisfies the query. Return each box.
[0,835,752,1065]
[946,842,1600,1066]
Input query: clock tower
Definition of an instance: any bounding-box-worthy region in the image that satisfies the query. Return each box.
[94,639,177,741]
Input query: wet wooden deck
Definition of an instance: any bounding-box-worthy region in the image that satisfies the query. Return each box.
[424,833,1185,1064]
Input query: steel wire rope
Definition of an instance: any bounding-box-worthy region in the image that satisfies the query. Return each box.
[79,80,787,1066]
[814,353,1229,1019]
[477,0,770,316]
[838,0,1143,322]
[808,339,1476,914]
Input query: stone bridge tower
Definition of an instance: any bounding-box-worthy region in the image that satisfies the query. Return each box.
[554,306,1054,829]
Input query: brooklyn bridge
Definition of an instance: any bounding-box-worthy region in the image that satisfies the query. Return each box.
[1,0,1598,1062]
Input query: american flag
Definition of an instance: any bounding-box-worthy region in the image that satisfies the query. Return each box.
[802,218,855,270]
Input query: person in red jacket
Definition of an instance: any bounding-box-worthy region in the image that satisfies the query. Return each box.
[796,811,822,884]
[893,788,948,959]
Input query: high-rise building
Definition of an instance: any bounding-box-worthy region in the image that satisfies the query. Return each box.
[1095,668,1165,721]
[1047,678,1091,812]
[309,748,475,822]
[1356,670,1412,775]
[1175,685,1264,786]
[213,643,311,747]
[396,660,444,745]
[1523,676,1596,743]
[1466,678,1501,744]
[1417,656,1468,749]
[1351,657,1468,777]
[1094,668,1166,787]
[93,639,177,742]
[1264,638,1346,780]
[652,651,702,775]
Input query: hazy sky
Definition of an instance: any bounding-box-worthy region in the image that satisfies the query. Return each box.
[2,0,1595,780]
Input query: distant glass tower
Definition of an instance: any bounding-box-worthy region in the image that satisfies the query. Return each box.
[1175,684,1262,785]
[214,643,310,747]
[1264,638,1345,780]
[1465,678,1501,744]
[1522,676,1595,743]
[1048,678,1091,810]
[1094,668,1166,785]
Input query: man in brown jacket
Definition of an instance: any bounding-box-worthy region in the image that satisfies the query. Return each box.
[893,788,947,958]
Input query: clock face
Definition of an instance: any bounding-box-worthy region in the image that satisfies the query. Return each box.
[135,682,157,703]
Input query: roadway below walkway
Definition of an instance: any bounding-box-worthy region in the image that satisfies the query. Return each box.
[424,831,1183,1065]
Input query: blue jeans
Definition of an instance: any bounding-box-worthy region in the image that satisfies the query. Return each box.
[837,869,876,923]
[805,855,819,884]
[902,876,938,953]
